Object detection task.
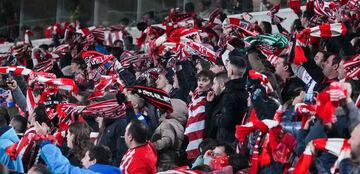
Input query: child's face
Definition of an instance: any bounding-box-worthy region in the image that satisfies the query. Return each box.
[197,76,212,92]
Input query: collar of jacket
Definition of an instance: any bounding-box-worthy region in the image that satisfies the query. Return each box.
[225,78,246,91]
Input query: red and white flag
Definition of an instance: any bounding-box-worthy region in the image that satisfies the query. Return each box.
[184,89,207,159]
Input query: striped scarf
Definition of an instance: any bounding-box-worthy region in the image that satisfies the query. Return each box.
[35,76,78,93]
[316,82,347,124]
[5,127,56,170]
[313,0,335,19]
[295,103,317,128]
[243,33,288,55]
[293,138,350,174]
[0,66,32,76]
[88,75,123,100]
[236,107,287,174]
[303,23,347,38]
[349,0,360,13]
[182,41,216,64]
[343,54,360,80]
[248,70,274,94]
[184,89,207,159]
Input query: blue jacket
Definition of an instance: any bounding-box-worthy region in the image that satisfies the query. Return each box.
[40,143,122,174]
[89,164,122,174]
[0,126,24,173]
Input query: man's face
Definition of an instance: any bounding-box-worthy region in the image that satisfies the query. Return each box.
[155,74,168,89]
[274,58,287,77]
[197,76,212,92]
[212,77,223,96]
[81,151,95,168]
[350,124,360,163]
[314,52,325,66]
[321,55,338,78]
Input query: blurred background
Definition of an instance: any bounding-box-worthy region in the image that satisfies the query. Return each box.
[0,0,306,42]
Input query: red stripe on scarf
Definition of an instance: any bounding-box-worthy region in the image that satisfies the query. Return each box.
[319,24,332,37]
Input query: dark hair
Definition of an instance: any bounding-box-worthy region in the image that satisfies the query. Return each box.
[127,119,149,144]
[214,71,229,84]
[216,143,235,155]
[229,56,247,69]
[137,22,148,32]
[331,55,341,66]
[199,138,217,155]
[164,68,175,85]
[196,70,215,82]
[29,164,51,174]
[72,58,87,72]
[10,115,27,133]
[192,165,213,172]
[197,58,211,70]
[229,154,249,173]
[260,21,272,34]
[302,10,315,20]
[185,2,195,13]
[88,145,113,165]
[68,122,92,161]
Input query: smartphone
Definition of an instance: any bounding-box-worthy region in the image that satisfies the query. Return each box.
[6,72,14,84]
[304,92,317,104]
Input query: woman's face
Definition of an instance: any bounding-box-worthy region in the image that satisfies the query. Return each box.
[67,130,75,149]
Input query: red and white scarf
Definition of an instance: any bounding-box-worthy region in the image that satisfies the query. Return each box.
[293,138,350,174]
[303,23,347,38]
[295,103,317,128]
[0,66,32,76]
[248,70,274,94]
[88,75,123,100]
[184,89,207,159]
[343,54,360,80]
[35,76,78,93]
[316,82,347,124]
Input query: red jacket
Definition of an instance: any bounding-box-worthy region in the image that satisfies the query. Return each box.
[120,142,157,174]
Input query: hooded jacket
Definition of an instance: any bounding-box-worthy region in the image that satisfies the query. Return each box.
[0,126,24,173]
[151,98,188,171]
[152,99,187,152]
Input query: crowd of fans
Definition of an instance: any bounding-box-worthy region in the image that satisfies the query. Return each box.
[0,0,360,174]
